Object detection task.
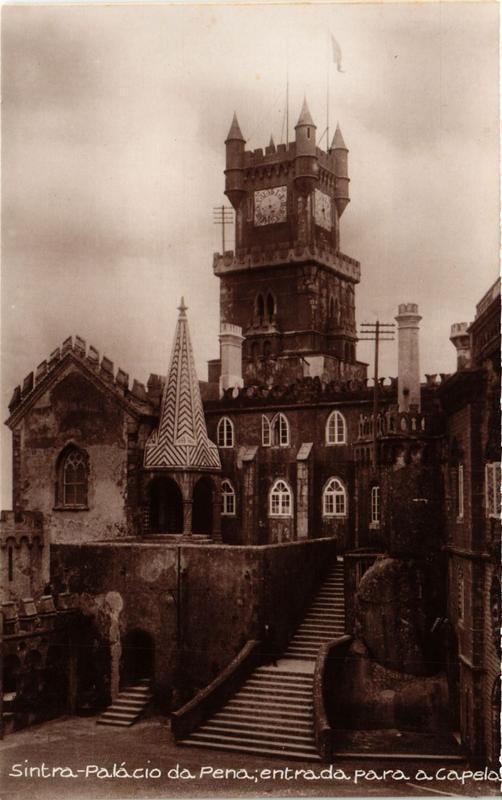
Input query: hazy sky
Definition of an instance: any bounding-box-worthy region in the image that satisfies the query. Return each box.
[1,2,499,507]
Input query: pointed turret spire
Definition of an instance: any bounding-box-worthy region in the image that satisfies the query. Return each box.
[225,112,245,143]
[331,122,347,151]
[144,302,221,471]
[295,97,315,128]
[269,134,275,149]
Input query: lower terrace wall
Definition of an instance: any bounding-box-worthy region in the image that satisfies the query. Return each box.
[51,536,337,710]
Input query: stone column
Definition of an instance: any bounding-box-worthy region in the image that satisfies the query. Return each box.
[395,303,422,412]
[212,476,222,543]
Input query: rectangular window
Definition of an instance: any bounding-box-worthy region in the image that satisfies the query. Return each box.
[262,416,271,447]
[457,465,464,520]
[485,462,501,518]
[370,485,380,526]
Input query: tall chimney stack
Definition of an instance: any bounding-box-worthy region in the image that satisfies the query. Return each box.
[449,322,471,371]
[219,323,244,397]
[395,303,422,412]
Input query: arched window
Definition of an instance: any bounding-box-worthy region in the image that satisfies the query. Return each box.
[221,479,236,516]
[263,340,272,358]
[370,485,380,526]
[323,477,347,518]
[329,296,335,320]
[256,294,265,325]
[217,417,234,448]
[272,412,290,447]
[269,479,293,517]
[262,415,272,447]
[266,293,275,322]
[251,341,260,360]
[56,446,89,508]
[326,410,347,445]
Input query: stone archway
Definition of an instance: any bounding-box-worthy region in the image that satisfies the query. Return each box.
[120,629,154,688]
[148,476,183,533]
[192,477,213,535]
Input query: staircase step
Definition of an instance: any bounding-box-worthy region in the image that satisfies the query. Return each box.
[213,713,313,733]
[239,685,312,699]
[231,694,313,710]
[186,731,319,756]
[246,674,312,686]
[179,738,321,761]
[199,723,316,747]
[224,700,313,718]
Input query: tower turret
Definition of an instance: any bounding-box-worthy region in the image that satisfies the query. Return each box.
[224,113,246,210]
[294,98,319,196]
[331,123,350,217]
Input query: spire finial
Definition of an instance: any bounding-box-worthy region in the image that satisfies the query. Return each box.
[178,297,188,317]
[269,134,275,149]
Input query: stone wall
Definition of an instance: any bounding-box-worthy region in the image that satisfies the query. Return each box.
[12,364,133,543]
[51,537,337,709]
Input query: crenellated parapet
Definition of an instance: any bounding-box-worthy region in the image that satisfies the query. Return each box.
[207,374,398,408]
[7,335,157,420]
[0,510,45,550]
[213,244,360,283]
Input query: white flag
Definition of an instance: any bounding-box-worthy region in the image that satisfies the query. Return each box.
[331,34,344,73]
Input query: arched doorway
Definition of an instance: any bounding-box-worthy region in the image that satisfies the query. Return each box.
[148,477,183,533]
[120,630,154,688]
[192,477,213,535]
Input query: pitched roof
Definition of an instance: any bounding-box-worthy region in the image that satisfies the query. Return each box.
[295,97,315,128]
[331,122,347,150]
[225,112,245,143]
[144,299,221,471]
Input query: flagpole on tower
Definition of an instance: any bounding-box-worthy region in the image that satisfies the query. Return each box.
[326,31,330,151]
[286,37,290,149]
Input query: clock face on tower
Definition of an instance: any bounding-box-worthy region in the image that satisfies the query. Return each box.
[314,189,332,231]
[254,186,287,226]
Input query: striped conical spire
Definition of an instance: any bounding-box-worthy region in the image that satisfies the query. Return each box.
[144,299,221,471]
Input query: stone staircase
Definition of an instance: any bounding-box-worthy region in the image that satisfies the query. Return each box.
[284,561,345,660]
[178,561,345,760]
[97,678,152,727]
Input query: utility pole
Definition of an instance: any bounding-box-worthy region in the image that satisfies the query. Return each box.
[359,321,395,469]
[213,205,234,253]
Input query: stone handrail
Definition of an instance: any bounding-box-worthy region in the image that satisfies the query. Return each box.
[313,635,353,762]
[170,639,261,741]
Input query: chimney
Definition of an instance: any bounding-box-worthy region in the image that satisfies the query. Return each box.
[449,322,471,371]
[395,303,422,412]
[219,323,244,397]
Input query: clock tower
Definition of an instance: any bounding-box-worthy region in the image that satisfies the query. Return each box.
[211,100,365,388]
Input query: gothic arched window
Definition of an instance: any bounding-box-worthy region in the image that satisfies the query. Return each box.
[269,479,293,517]
[271,413,290,447]
[323,477,347,518]
[326,410,347,445]
[221,479,236,516]
[56,446,89,508]
[217,417,234,448]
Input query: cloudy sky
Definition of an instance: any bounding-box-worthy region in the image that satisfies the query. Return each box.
[1,2,499,506]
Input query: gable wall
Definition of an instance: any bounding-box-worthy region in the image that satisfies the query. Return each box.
[13,364,131,544]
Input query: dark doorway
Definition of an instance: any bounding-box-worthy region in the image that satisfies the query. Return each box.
[120,629,154,688]
[192,478,213,535]
[4,654,21,694]
[148,477,183,533]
